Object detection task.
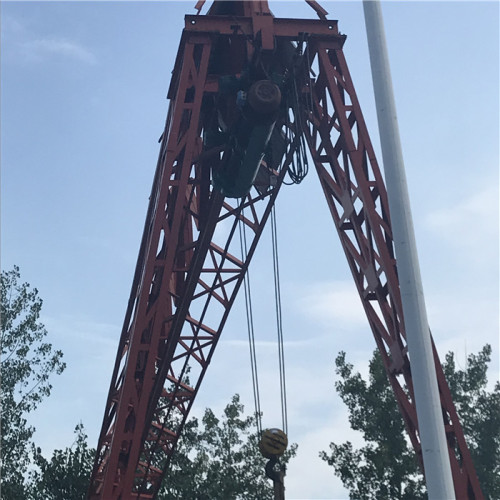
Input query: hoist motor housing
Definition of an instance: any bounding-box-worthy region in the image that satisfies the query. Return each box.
[211,79,282,198]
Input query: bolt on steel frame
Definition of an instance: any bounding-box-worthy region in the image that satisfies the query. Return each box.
[88,2,483,498]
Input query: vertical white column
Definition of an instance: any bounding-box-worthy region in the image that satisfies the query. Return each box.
[362,1,455,498]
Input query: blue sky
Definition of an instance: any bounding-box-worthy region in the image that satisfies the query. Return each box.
[1,1,498,498]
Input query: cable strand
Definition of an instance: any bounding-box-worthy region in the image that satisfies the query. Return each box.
[239,204,263,435]
[271,204,288,435]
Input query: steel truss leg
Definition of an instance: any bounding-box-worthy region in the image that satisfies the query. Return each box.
[89,27,297,499]
[303,38,483,499]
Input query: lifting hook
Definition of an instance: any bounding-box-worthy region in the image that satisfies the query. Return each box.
[259,428,288,500]
[265,456,286,500]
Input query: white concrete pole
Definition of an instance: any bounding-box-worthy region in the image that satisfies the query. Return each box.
[362,1,455,498]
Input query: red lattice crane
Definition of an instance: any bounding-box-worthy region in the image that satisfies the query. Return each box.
[88,1,484,498]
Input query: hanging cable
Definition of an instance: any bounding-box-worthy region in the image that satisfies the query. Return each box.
[304,36,315,136]
[271,204,288,436]
[282,39,310,186]
[239,203,263,435]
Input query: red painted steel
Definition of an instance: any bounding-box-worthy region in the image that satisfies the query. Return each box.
[301,35,483,500]
[89,2,484,499]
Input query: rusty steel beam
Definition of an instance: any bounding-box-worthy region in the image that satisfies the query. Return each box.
[302,36,483,499]
[89,31,216,499]
[184,15,340,37]
[89,8,303,496]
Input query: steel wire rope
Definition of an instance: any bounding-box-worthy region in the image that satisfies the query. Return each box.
[304,37,315,141]
[283,41,310,186]
[293,76,310,182]
[270,204,288,435]
[238,203,263,436]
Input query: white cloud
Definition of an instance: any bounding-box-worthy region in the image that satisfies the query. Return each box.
[426,288,499,389]
[1,15,25,36]
[421,180,499,381]
[2,15,97,66]
[19,37,97,65]
[426,183,499,253]
[44,313,119,347]
[286,419,358,500]
[295,280,367,329]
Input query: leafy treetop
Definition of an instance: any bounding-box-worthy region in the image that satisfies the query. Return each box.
[1,266,66,499]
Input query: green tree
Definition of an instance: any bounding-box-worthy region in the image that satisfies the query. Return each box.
[27,423,94,500]
[1,266,66,498]
[443,345,500,498]
[24,394,295,499]
[320,346,500,499]
[159,394,297,499]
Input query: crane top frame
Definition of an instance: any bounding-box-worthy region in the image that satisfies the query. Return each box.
[194,0,328,19]
[88,1,484,498]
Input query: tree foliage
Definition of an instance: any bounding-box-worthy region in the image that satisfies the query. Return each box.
[22,394,295,499]
[321,346,500,499]
[1,266,66,498]
[443,345,500,499]
[0,269,294,498]
[27,423,94,500]
[320,351,425,499]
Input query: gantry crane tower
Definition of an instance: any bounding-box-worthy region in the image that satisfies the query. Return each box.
[88,1,484,498]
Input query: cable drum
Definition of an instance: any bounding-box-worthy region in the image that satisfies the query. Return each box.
[248,80,282,114]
